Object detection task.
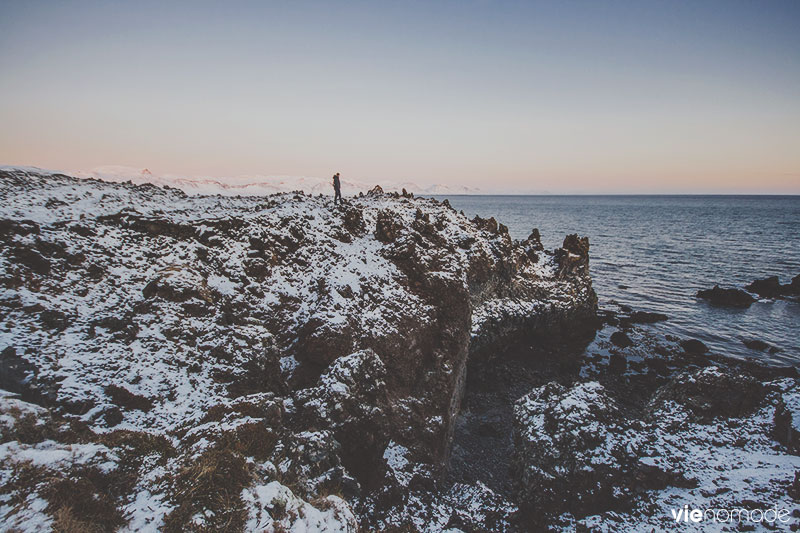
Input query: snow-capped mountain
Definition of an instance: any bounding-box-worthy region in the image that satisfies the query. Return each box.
[54,165,481,196]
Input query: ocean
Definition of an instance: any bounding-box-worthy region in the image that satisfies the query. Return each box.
[436,195,800,366]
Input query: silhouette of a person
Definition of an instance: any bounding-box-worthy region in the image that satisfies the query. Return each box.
[333,172,342,204]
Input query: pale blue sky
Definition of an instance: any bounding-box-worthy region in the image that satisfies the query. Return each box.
[1,1,799,192]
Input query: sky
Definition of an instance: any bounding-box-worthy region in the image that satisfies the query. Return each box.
[1,0,799,194]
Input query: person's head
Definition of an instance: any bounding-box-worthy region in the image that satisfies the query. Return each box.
[335,172,340,177]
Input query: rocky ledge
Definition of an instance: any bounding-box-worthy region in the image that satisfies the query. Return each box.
[0,168,597,531]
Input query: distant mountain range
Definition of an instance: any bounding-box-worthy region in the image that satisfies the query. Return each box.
[3,165,482,196]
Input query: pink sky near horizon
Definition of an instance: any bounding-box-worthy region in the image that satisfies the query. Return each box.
[1,1,799,194]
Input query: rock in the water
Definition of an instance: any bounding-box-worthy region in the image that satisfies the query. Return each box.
[745,276,782,298]
[628,311,668,323]
[746,274,800,299]
[610,330,633,348]
[680,338,709,355]
[742,338,780,353]
[789,274,800,295]
[696,285,754,308]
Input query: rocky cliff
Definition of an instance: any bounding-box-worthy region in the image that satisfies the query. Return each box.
[0,168,597,531]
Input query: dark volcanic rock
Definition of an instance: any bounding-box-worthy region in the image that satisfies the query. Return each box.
[746,274,800,299]
[628,311,668,324]
[648,366,765,422]
[790,274,800,295]
[375,209,403,243]
[104,384,154,412]
[142,267,214,303]
[0,218,40,240]
[680,338,709,355]
[610,330,633,348]
[746,276,782,298]
[0,346,36,397]
[742,338,780,353]
[556,234,591,278]
[774,394,800,455]
[513,381,640,521]
[294,349,391,488]
[10,245,51,275]
[0,167,601,531]
[526,228,544,251]
[696,285,755,308]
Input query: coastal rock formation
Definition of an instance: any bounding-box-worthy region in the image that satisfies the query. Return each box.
[512,381,641,521]
[0,168,597,531]
[511,362,800,529]
[746,275,800,299]
[4,168,796,532]
[696,285,755,308]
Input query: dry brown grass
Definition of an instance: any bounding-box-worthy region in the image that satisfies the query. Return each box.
[2,461,49,509]
[162,447,252,533]
[0,403,96,448]
[1,401,153,531]
[309,483,345,512]
[52,506,104,533]
[99,429,174,463]
[42,468,128,532]
[219,422,277,461]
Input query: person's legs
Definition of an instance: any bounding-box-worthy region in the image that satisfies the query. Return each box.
[335,189,341,204]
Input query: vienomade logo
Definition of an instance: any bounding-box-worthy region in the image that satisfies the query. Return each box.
[670,504,791,525]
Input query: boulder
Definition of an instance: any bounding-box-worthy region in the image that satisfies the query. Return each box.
[746,274,800,298]
[375,210,403,243]
[648,366,765,422]
[142,266,214,304]
[745,276,782,298]
[696,285,754,308]
[679,338,709,355]
[610,330,633,348]
[294,349,391,488]
[789,274,800,295]
[628,311,668,324]
[554,234,591,278]
[742,338,780,353]
[513,381,641,521]
[526,228,544,251]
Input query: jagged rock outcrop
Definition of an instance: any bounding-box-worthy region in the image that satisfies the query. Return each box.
[0,168,597,531]
[647,366,765,422]
[512,381,642,521]
[512,365,800,529]
[746,274,800,299]
[696,285,755,308]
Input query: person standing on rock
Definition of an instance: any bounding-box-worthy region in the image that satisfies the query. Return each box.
[333,172,342,205]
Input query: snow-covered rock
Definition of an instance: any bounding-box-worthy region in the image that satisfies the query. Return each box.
[0,167,595,531]
[512,381,643,521]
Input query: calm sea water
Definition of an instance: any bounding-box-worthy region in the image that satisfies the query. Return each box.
[437,195,800,366]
